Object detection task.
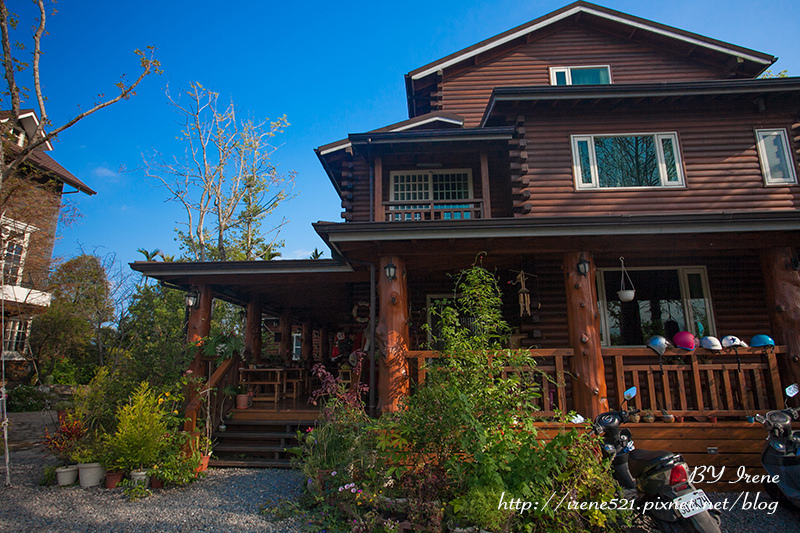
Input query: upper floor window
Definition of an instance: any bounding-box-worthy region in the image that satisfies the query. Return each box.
[755,128,797,186]
[571,133,684,190]
[550,66,610,86]
[388,169,474,221]
[1,218,35,286]
[3,317,31,354]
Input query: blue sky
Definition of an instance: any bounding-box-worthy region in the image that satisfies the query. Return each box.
[8,0,799,267]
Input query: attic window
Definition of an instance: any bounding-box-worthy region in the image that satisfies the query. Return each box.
[755,129,797,186]
[550,66,611,86]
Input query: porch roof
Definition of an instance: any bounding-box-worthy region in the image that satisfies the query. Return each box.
[129,259,370,327]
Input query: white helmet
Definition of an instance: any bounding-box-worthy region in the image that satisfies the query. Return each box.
[721,335,748,349]
[699,336,722,351]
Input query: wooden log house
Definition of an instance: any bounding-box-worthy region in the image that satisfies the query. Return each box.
[132,1,800,475]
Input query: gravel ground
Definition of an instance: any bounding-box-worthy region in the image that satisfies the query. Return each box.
[2,411,800,532]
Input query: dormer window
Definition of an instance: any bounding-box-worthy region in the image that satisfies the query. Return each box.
[550,66,611,86]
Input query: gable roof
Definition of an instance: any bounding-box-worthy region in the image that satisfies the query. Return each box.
[405,1,776,117]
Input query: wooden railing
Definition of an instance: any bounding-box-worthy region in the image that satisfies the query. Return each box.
[183,356,239,433]
[405,346,787,419]
[384,199,483,222]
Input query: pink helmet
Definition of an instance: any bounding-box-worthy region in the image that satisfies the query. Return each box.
[673,331,696,351]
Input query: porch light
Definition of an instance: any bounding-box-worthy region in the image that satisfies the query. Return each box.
[185,288,200,309]
[384,261,397,282]
[576,253,590,277]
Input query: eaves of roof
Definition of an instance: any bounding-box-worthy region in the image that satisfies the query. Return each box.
[347,126,515,147]
[129,258,355,278]
[481,77,800,126]
[9,143,96,195]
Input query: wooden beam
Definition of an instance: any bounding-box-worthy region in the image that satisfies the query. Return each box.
[302,321,313,364]
[480,150,492,218]
[187,284,213,345]
[377,256,410,412]
[279,308,292,365]
[373,156,384,222]
[760,247,800,388]
[244,295,264,363]
[563,251,609,418]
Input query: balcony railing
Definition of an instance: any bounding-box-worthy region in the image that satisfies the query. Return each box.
[384,199,484,222]
[405,346,786,419]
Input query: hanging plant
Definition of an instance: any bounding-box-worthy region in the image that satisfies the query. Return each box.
[617,257,636,302]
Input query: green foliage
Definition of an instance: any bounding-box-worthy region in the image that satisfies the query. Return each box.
[149,431,201,487]
[71,366,135,434]
[104,382,170,471]
[39,465,58,486]
[43,412,86,463]
[6,384,54,411]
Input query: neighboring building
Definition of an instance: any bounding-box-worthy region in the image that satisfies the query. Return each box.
[133,2,800,421]
[1,109,95,376]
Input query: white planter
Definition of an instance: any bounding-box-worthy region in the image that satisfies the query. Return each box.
[56,465,78,486]
[78,462,105,488]
[130,469,150,486]
[617,289,635,302]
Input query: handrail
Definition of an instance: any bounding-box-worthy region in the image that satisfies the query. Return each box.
[183,356,239,433]
[383,199,483,221]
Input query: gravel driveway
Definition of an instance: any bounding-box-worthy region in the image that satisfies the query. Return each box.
[2,411,799,532]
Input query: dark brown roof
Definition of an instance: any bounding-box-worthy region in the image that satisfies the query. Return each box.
[8,143,96,195]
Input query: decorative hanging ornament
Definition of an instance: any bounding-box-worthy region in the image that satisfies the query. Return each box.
[617,257,636,302]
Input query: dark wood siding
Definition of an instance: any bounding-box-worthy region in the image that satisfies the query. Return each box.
[441,25,727,127]
[517,103,800,217]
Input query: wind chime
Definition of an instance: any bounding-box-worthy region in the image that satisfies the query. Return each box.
[510,269,539,318]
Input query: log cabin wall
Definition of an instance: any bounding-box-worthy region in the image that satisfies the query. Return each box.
[515,100,799,217]
[438,24,730,127]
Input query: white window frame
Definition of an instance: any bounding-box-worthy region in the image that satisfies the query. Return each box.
[1,217,37,286]
[549,65,611,86]
[571,132,685,190]
[390,169,474,203]
[291,332,302,361]
[596,265,716,347]
[755,128,798,186]
[3,317,31,354]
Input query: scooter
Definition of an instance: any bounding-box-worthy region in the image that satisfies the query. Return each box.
[592,387,721,532]
[756,382,800,509]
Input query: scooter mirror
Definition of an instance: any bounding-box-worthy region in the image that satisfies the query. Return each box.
[623,386,637,401]
[786,383,799,398]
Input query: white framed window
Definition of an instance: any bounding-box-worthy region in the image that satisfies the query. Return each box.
[571,132,684,190]
[550,65,611,86]
[755,128,797,186]
[3,317,31,354]
[389,169,473,221]
[1,218,36,286]
[292,332,302,361]
[597,266,715,347]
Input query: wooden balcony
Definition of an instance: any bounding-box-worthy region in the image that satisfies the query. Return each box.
[383,199,484,222]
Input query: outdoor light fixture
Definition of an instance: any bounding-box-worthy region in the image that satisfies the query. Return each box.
[576,253,590,277]
[185,288,200,309]
[384,261,397,282]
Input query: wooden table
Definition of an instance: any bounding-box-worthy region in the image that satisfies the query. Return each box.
[240,368,284,402]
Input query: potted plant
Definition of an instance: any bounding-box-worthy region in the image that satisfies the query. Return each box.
[224,383,250,410]
[641,409,655,423]
[43,412,85,486]
[71,441,106,489]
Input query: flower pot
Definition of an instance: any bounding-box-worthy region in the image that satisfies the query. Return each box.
[628,414,640,423]
[56,465,78,486]
[235,393,251,409]
[130,469,150,486]
[642,413,655,423]
[617,289,636,302]
[150,476,164,489]
[195,454,210,475]
[105,470,124,489]
[78,462,105,488]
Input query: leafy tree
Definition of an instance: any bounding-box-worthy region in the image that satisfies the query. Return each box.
[145,82,295,261]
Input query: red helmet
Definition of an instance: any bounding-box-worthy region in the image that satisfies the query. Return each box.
[673,331,696,351]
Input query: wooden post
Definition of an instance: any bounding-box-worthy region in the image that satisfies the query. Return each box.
[563,251,609,419]
[377,256,410,412]
[186,284,213,379]
[373,156,384,222]
[760,247,800,387]
[279,308,292,364]
[480,150,492,218]
[244,295,263,363]
[302,321,313,364]
[320,326,330,363]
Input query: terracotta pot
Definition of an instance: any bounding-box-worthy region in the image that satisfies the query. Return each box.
[236,393,251,409]
[105,470,124,489]
[195,454,210,474]
[150,476,164,489]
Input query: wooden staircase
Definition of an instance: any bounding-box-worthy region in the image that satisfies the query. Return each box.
[209,406,319,468]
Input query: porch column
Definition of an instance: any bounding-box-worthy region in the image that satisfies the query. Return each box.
[320,326,330,363]
[377,255,410,412]
[187,284,213,379]
[244,295,263,363]
[760,247,800,387]
[563,251,609,419]
[279,308,293,364]
[302,321,313,364]
[373,156,384,222]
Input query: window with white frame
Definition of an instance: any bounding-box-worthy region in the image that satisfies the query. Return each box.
[1,218,35,286]
[3,317,31,354]
[389,169,473,220]
[755,129,797,186]
[292,332,302,361]
[550,66,611,86]
[571,133,684,189]
[597,266,715,347]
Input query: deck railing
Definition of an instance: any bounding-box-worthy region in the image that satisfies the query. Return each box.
[183,356,239,433]
[405,346,786,419]
[384,199,483,222]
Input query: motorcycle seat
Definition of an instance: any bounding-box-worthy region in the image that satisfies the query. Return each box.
[628,448,677,478]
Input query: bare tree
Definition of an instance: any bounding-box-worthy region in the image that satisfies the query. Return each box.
[145,83,295,261]
[0,0,160,192]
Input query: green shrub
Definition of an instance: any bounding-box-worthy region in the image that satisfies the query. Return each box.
[104,382,169,471]
[6,384,51,411]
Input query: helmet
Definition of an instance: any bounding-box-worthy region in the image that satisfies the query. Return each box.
[721,335,748,349]
[673,331,696,351]
[647,335,672,356]
[699,336,722,351]
[750,334,775,348]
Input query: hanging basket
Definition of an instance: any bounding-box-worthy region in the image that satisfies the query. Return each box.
[617,257,636,302]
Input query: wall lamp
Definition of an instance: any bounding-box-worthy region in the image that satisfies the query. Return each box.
[185,288,200,309]
[384,261,397,282]
[576,253,591,277]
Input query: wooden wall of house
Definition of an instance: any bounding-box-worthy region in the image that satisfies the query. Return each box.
[439,24,728,127]
[515,100,800,217]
